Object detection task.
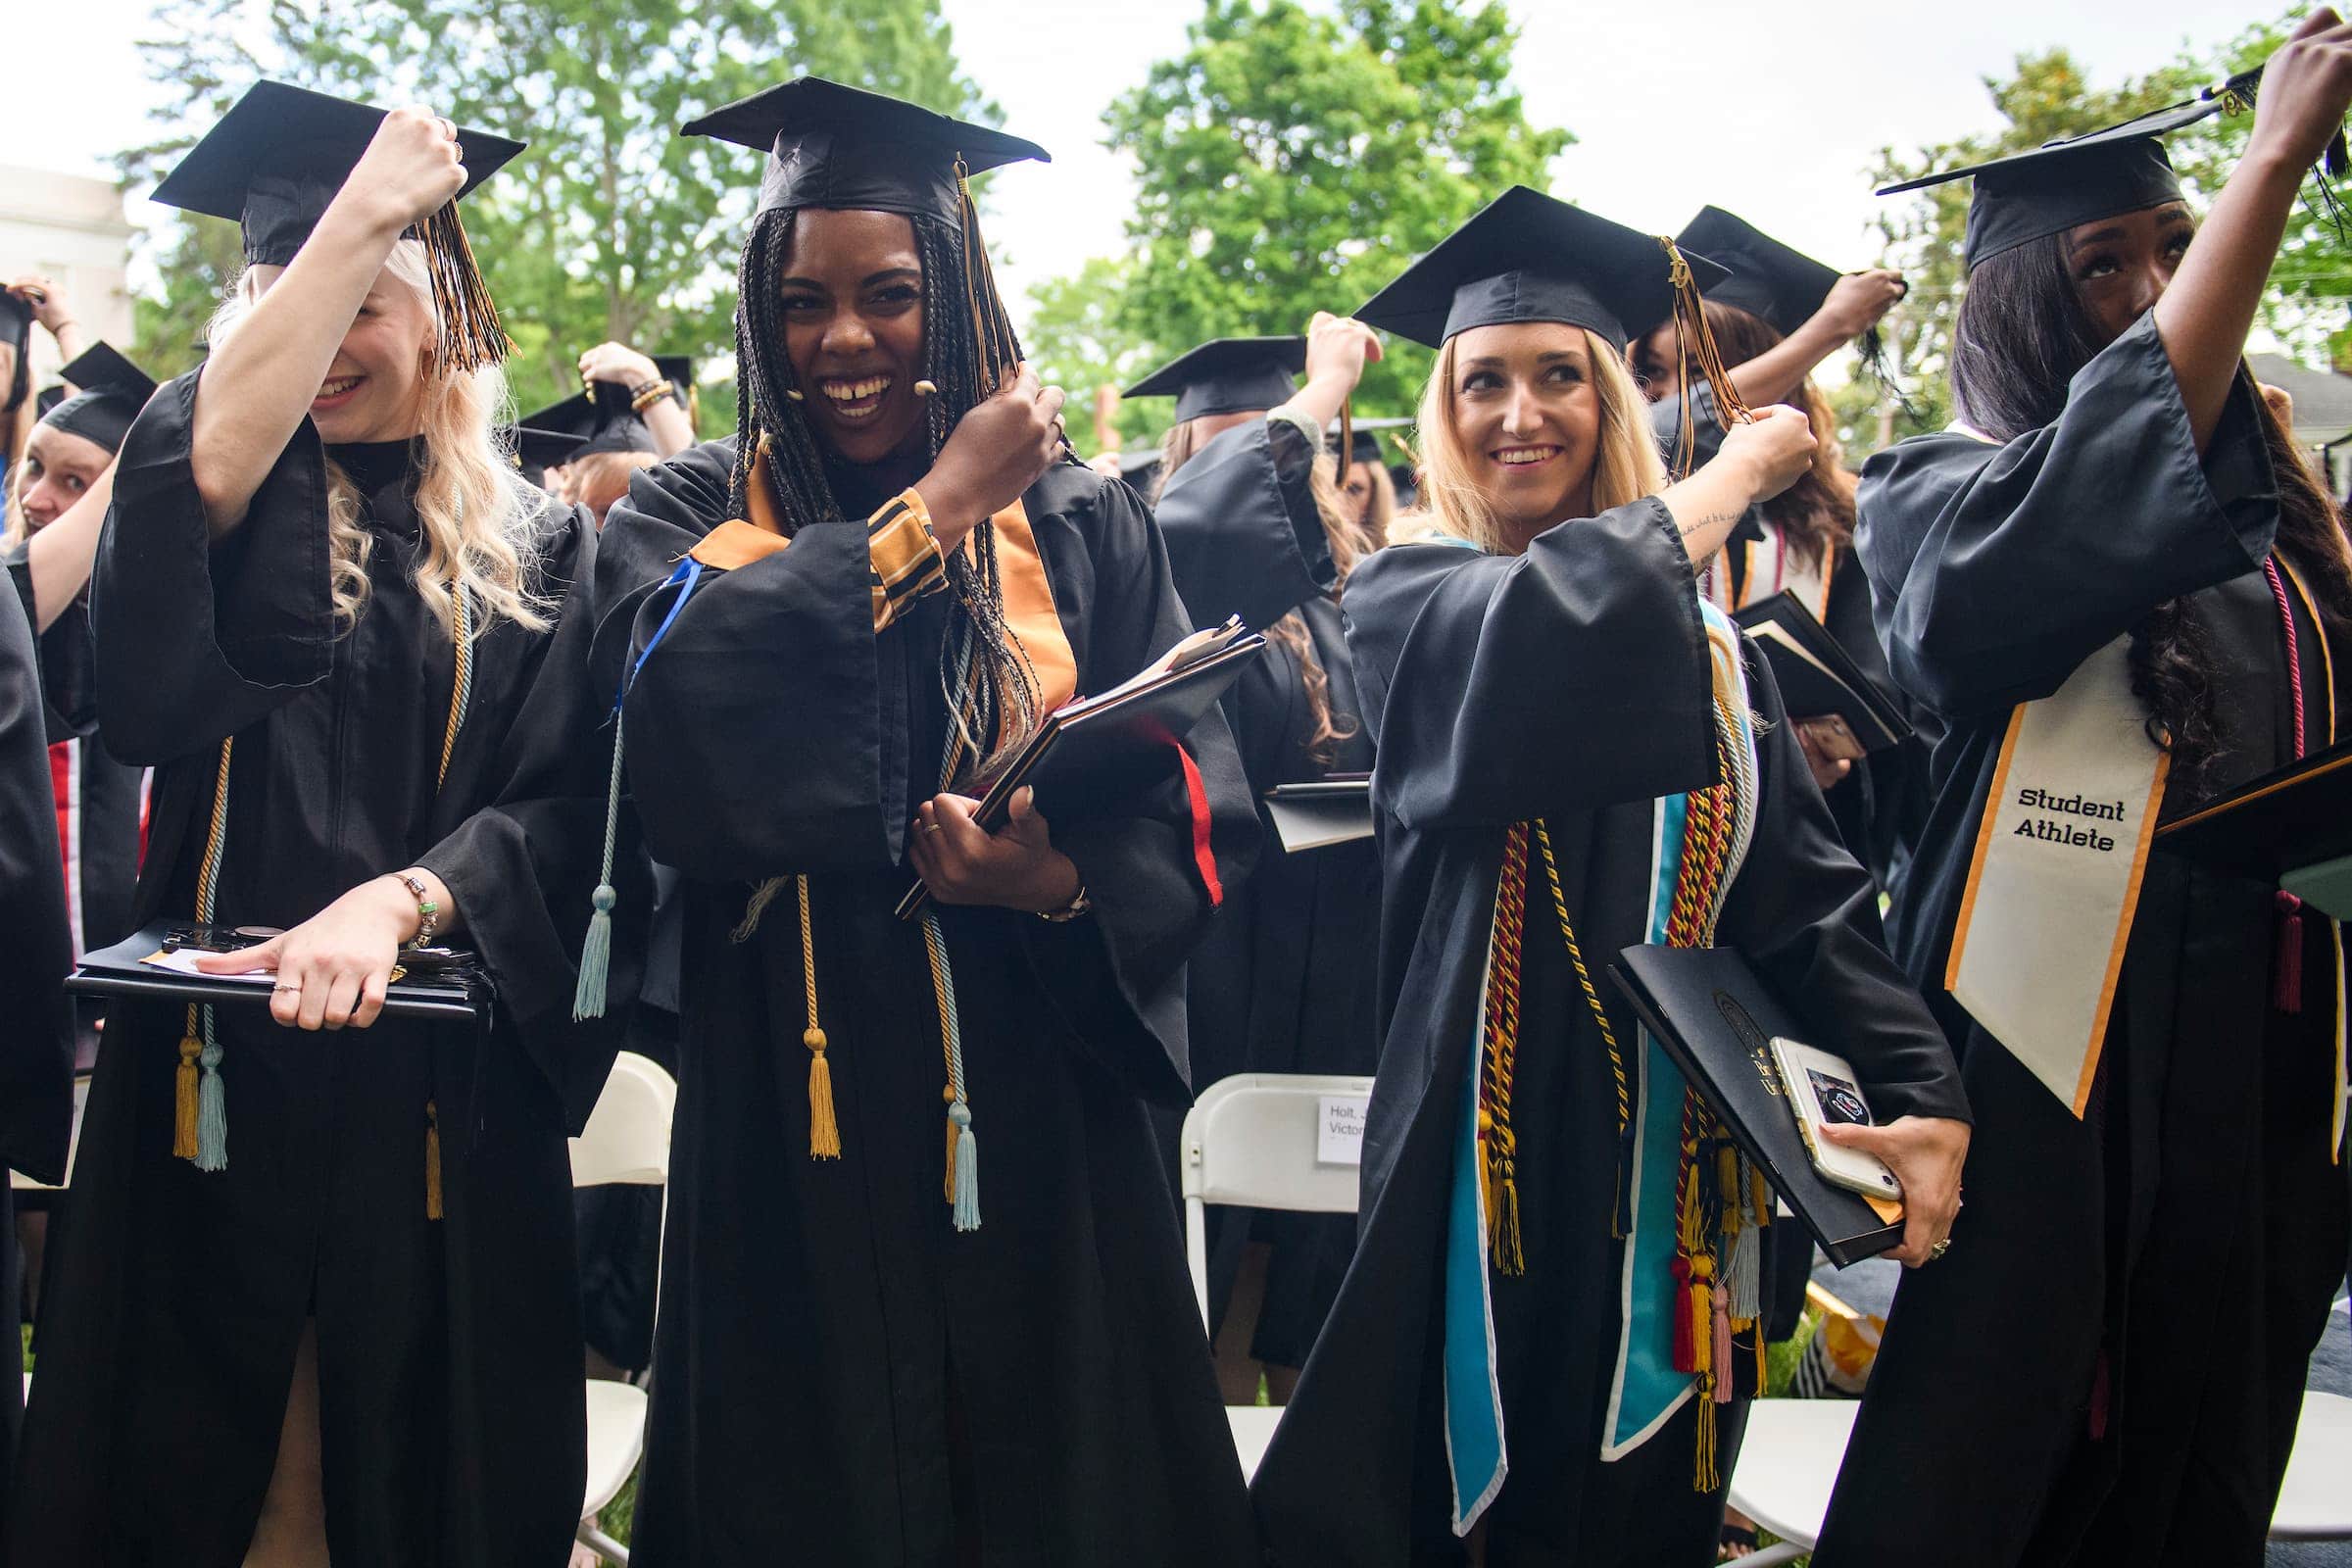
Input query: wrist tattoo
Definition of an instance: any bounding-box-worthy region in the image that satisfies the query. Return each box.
[1680,510,1740,537]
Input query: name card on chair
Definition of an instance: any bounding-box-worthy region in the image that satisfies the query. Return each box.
[1317,1095,1370,1166]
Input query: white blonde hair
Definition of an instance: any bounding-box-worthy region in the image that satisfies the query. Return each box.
[208,239,547,635]
[1398,326,1669,555]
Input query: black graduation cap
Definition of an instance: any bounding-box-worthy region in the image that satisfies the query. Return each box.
[151,80,523,368]
[1674,208,1842,332]
[1329,415,1413,468]
[35,385,63,418]
[40,341,159,456]
[512,426,588,486]
[1876,89,2241,269]
[1356,186,1728,354]
[522,356,694,461]
[1123,337,1304,422]
[682,76,1049,222]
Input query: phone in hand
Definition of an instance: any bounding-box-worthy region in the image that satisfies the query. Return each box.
[1771,1038,1902,1200]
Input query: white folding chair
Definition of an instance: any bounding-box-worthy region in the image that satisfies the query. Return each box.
[567,1051,678,1567]
[1178,1071,1374,1482]
[1721,1389,2352,1565]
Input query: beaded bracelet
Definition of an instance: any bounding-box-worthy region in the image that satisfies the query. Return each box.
[396,872,440,947]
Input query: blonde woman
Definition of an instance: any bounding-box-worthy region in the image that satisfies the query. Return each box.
[1249,189,1970,1567]
[8,85,644,1568]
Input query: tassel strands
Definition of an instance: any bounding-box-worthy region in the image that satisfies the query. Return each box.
[1477,824,1532,1276]
[572,711,624,1021]
[924,909,980,1231]
[175,738,234,1168]
[414,203,511,372]
[798,875,840,1159]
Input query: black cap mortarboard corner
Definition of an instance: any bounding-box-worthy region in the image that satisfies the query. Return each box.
[1355,186,1728,355]
[1123,337,1304,423]
[683,76,1049,223]
[513,427,589,487]
[523,355,694,462]
[1874,84,2267,270]
[151,80,523,368]
[41,342,160,457]
[1673,208,1843,333]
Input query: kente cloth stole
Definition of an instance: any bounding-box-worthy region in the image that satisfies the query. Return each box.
[1445,602,1764,1534]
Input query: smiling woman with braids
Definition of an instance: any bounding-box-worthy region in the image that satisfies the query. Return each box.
[589,78,1259,1565]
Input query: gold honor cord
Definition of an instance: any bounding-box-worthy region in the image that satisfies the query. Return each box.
[174,594,473,1225]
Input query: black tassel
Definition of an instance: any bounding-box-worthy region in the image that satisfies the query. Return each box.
[1857,325,1923,423]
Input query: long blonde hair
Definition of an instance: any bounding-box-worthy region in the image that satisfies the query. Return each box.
[1402,327,1668,555]
[208,239,546,636]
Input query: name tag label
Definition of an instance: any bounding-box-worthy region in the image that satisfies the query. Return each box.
[1317,1095,1369,1166]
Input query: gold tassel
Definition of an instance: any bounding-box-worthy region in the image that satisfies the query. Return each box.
[173,1018,201,1160]
[1484,1116,1525,1277]
[423,1099,443,1221]
[414,204,510,371]
[805,1028,840,1159]
[944,1089,961,1202]
[1694,1395,1720,1493]
[1687,1252,1715,1380]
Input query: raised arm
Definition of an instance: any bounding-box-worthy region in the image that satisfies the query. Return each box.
[190,108,464,536]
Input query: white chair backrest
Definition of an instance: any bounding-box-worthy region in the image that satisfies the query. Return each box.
[1181,1072,1374,1212]
[568,1052,677,1189]
[1180,1072,1374,1332]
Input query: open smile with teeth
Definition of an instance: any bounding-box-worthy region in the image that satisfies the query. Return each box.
[315,375,364,403]
[818,375,894,420]
[1493,445,1562,467]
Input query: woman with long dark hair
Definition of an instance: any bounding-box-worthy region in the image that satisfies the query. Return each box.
[1128,319,1382,1405]
[590,78,1259,1564]
[1816,19,2352,1564]
[1630,215,1918,891]
[8,85,641,1567]
[1250,187,1968,1568]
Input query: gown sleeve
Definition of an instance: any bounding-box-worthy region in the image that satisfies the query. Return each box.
[1014,466,1260,1104]
[2,549,98,741]
[416,504,652,1135]
[1343,498,1718,830]
[90,367,337,763]
[1856,311,2278,720]
[1720,640,1970,1125]
[591,442,914,878]
[0,579,75,1184]
[1153,415,1333,630]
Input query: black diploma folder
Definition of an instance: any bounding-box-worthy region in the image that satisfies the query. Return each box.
[894,619,1266,919]
[1264,775,1373,853]
[1608,944,1905,1267]
[1732,591,1912,753]
[71,922,492,1023]
[2156,738,2352,918]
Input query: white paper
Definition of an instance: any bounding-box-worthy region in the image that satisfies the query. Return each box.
[1316,1095,1369,1166]
[139,947,276,984]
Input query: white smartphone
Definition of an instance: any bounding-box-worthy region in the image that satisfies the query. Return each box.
[1771,1038,1902,1200]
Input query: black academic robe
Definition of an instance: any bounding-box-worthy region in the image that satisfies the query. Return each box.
[0,555,76,1568]
[1816,316,2352,1566]
[592,443,1262,1567]
[6,368,645,1568]
[8,557,150,1069]
[1649,384,1930,898]
[1250,502,1968,1567]
[1155,416,1382,1369]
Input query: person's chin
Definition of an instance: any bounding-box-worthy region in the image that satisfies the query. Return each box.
[818,406,919,467]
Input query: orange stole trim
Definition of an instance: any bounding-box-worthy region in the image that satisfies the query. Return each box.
[2080,751,2170,1114]
[686,447,1077,716]
[974,500,1076,714]
[1945,705,2029,995]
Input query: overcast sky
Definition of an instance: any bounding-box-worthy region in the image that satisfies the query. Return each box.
[0,0,2277,314]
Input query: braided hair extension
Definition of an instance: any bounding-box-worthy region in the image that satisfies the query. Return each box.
[730,205,1046,787]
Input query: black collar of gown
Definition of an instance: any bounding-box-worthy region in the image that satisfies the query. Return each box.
[325,437,425,507]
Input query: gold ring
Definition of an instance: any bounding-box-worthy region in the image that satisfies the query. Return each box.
[272,983,301,994]
[923,821,945,834]
[1929,1238,1952,1261]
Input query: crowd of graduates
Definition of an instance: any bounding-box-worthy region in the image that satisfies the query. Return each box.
[2,13,2351,1566]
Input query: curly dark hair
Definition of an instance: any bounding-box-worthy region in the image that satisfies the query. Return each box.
[1951,227,2352,786]
[729,204,1045,787]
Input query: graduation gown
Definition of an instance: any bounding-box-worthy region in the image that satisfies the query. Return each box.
[1250,501,1967,1567]
[1649,384,1929,897]
[8,555,150,1069]
[0,559,75,1568]
[592,443,1262,1567]
[1816,314,2352,1566]
[1155,415,1381,1368]
[7,369,644,1568]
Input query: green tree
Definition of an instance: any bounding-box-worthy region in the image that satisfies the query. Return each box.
[124,0,986,419]
[1098,0,1568,418]
[1021,256,1163,450]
